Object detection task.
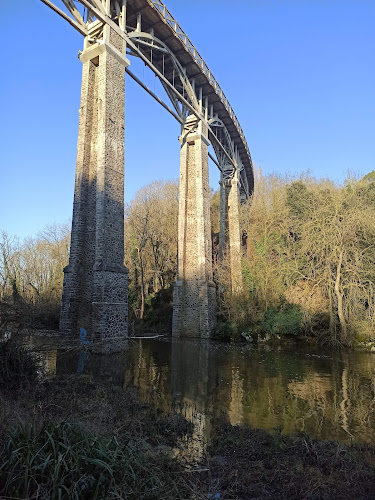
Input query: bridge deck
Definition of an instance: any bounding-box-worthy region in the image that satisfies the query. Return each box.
[125,0,254,195]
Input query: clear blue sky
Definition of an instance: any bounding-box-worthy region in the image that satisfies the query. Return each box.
[1,0,374,239]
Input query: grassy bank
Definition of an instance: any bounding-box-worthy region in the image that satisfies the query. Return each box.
[0,341,374,499]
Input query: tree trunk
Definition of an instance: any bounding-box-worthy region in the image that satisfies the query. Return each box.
[328,285,336,341]
[137,248,145,320]
[335,250,348,344]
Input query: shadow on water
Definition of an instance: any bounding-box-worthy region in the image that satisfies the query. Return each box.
[19,334,375,457]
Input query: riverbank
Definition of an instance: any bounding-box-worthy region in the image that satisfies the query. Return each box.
[1,341,374,499]
[0,371,194,499]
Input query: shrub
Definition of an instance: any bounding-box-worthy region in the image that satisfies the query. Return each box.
[351,320,375,344]
[142,287,174,332]
[0,341,39,390]
[261,304,303,337]
[215,321,237,341]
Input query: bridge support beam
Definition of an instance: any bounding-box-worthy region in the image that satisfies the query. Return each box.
[60,27,130,342]
[172,116,216,338]
[219,171,243,293]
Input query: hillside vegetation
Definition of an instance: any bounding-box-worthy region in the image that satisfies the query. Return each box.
[2,173,375,347]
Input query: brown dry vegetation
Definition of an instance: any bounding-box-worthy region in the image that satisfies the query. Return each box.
[217,170,375,346]
[205,424,375,500]
[0,224,70,330]
[2,172,375,346]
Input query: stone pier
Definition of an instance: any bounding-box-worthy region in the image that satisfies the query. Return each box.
[219,170,243,293]
[60,27,129,342]
[172,116,216,338]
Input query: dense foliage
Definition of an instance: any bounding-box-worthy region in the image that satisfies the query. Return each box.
[2,172,375,345]
[124,180,179,331]
[220,169,375,346]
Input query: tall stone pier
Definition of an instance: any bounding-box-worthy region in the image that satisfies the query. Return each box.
[60,26,130,341]
[172,116,216,338]
[219,170,243,293]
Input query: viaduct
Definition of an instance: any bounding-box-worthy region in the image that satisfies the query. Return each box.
[41,0,254,341]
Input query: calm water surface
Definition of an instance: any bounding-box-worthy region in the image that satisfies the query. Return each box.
[27,337,375,452]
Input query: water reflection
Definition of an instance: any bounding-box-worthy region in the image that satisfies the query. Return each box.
[57,348,129,387]
[22,334,57,379]
[54,339,375,445]
[171,340,211,463]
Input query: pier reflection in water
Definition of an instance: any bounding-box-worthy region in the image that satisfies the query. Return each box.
[22,334,58,380]
[53,339,375,447]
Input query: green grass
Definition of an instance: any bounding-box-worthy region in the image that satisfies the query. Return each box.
[0,421,189,500]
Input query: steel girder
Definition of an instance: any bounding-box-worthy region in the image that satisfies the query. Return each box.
[40,0,254,201]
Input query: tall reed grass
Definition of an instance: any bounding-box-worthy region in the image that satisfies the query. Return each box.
[0,421,189,499]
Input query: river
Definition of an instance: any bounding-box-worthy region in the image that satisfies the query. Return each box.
[24,336,375,455]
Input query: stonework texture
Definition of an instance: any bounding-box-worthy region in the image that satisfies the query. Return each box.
[60,28,128,342]
[172,116,217,338]
[219,173,243,293]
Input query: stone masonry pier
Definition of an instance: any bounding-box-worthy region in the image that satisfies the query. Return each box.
[172,116,217,338]
[60,26,129,341]
[219,170,243,294]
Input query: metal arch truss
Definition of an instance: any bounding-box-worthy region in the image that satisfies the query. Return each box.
[209,117,248,201]
[40,0,252,201]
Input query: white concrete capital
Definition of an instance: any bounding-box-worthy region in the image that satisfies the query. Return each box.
[80,42,130,67]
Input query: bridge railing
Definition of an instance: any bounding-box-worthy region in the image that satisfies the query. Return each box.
[148,0,252,163]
